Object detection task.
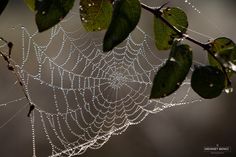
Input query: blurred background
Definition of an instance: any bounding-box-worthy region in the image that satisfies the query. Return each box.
[0,0,236,157]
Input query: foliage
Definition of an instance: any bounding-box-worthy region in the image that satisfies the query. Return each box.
[24,0,35,11]
[150,41,192,98]
[191,66,225,99]
[80,0,113,32]
[0,0,9,15]
[154,7,188,50]
[208,37,236,77]
[1,0,236,100]
[35,0,75,32]
[103,0,141,52]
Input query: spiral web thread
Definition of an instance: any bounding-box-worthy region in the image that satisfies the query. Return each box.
[0,1,205,157]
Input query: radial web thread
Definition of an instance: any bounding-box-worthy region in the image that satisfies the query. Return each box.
[0,1,203,156]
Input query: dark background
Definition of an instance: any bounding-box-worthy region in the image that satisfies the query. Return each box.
[0,0,236,157]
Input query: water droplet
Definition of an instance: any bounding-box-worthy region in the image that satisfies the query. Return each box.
[184,0,201,14]
[227,69,232,73]
[175,38,184,43]
[229,61,236,72]
[214,53,219,58]
[170,57,176,62]
[225,86,233,94]
[80,5,83,10]
[223,62,230,68]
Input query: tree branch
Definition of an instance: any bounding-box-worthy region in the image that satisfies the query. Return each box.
[141,2,232,87]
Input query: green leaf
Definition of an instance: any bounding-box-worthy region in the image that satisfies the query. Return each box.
[24,0,35,11]
[80,0,113,32]
[150,42,192,99]
[36,0,75,32]
[154,7,188,50]
[191,66,225,99]
[103,0,141,52]
[208,37,236,76]
[0,0,9,15]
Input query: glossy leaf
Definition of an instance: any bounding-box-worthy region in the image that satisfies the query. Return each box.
[103,0,141,52]
[208,37,236,76]
[150,42,192,99]
[24,0,35,11]
[80,0,113,32]
[154,7,188,50]
[0,0,9,15]
[191,66,225,99]
[36,0,75,32]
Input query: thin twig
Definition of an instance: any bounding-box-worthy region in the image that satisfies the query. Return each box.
[0,38,35,117]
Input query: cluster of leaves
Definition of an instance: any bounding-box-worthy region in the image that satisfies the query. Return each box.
[1,0,236,100]
[79,0,236,99]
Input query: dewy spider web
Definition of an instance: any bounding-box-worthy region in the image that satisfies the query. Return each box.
[0,0,220,156]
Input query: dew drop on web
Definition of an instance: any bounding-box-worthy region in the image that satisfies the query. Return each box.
[184,0,201,13]
[225,86,234,94]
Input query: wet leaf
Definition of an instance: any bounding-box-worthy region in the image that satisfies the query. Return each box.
[80,0,113,32]
[0,0,9,15]
[154,7,188,50]
[208,37,236,76]
[150,42,192,99]
[36,0,75,32]
[191,66,225,99]
[103,0,141,52]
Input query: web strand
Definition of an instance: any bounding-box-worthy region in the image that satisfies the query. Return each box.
[0,1,216,156]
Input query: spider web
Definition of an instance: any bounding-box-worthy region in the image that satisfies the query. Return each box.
[0,0,215,156]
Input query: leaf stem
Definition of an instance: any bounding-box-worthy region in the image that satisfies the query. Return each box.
[141,2,231,87]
